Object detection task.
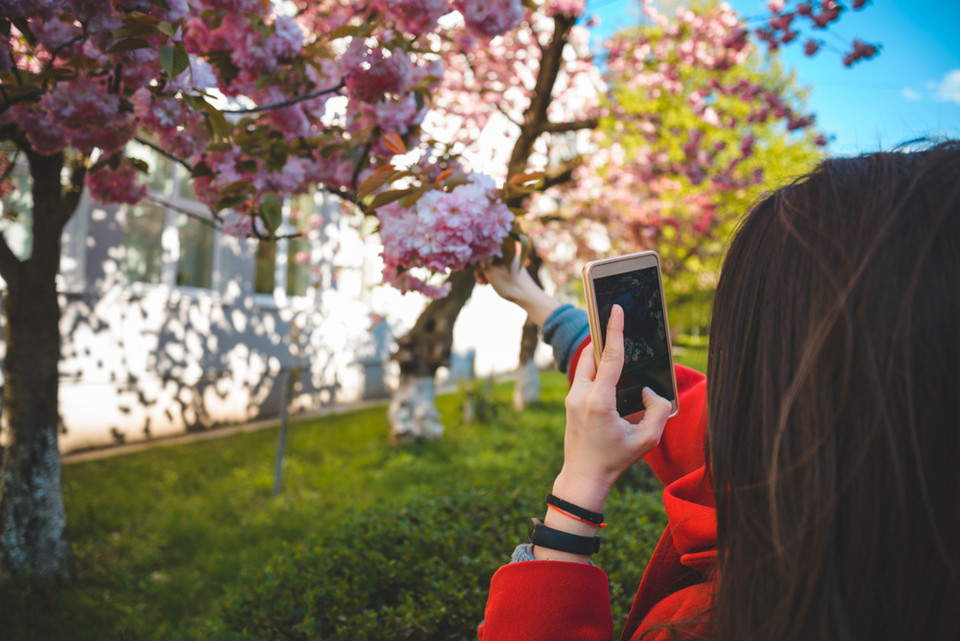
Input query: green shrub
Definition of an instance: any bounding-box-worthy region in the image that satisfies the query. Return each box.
[212,482,668,641]
[211,486,531,641]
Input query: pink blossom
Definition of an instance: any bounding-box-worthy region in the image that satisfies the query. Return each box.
[268,15,303,60]
[382,265,452,298]
[373,94,426,135]
[379,0,452,35]
[342,40,415,103]
[221,214,255,239]
[8,105,66,155]
[843,39,878,67]
[33,18,82,55]
[377,173,513,296]
[293,250,310,265]
[453,0,524,38]
[86,162,148,205]
[547,0,584,17]
[38,77,135,152]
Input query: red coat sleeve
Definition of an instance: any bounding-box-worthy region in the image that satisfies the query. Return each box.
[479,561,613,641]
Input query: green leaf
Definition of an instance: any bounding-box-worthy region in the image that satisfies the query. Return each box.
[369,188,416,210]
[214,194,247,212]
[201,101,233,142]
[260,192,282,234]
[129,158,151,174]
[219,179,253,197]
[105,38,152,53]
[159,42,189,78]
[190,161,214,179]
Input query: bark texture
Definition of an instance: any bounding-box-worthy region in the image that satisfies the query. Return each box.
[0,148,76,581]
[512,250,544,409]
[389,270,475,443]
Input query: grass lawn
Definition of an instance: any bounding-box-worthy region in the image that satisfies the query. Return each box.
[0,346,706,641]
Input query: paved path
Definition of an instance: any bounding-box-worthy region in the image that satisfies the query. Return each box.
[61,397,391,464]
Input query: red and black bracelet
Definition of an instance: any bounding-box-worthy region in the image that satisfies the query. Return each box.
[530,518,602,555]
[546,494,605,526]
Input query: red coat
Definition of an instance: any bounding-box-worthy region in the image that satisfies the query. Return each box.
[480,340,716,641]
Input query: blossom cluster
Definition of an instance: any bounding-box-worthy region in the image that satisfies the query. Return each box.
[378,174,514,294]
[453,0,524,39]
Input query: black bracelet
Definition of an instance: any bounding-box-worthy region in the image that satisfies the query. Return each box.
[530,518,602,555]
[546,494,604,525]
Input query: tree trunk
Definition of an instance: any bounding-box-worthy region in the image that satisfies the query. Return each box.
[387,13,579,441]
[513,251,544,409]
[0,149,76,581]
[388,269,475,444]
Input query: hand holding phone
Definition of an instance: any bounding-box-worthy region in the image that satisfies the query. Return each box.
[556,303,675,505]
[582,251,679,417]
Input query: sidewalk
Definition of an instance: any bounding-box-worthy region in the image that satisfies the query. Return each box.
[60,396,391,464]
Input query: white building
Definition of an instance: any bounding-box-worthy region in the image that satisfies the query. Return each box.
[0,142,550,453]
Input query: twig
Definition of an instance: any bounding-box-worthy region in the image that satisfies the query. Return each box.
[540,118,599,134]
[219,80,346,114]
[134,137,193,172]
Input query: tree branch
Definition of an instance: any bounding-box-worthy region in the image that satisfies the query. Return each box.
[0,87,45,116]
[134,137,192,172]
[540,159,579,191]
[540,117,599,134]
[219,80,346,114]
[506,13,578,186]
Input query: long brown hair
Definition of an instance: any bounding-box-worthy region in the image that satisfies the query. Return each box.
[707,141,960,641]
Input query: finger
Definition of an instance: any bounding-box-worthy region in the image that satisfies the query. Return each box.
[593,305,625,391]
[637,387,672,436]
[571,337,598,385]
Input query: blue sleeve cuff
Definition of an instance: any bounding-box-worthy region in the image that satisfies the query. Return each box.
[542,303,590,374]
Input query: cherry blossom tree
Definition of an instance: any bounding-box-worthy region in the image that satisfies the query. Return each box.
[529,2,829,336]
[0,0,877,580]
[391,0,877,425]
[0,0,542,582]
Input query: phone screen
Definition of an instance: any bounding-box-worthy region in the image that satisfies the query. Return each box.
[593,266,676,415]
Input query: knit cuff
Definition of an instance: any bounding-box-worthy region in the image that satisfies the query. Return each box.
[511,543,537,562]
[541,304,590,373]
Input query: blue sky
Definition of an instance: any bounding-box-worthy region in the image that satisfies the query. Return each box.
[583,0,960,155]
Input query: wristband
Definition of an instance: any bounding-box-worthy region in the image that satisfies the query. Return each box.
[548,503,608,527]
[530,518,602,555]
[546,494,604,525]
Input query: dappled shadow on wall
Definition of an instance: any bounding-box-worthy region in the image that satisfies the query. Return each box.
[53,199,382,452]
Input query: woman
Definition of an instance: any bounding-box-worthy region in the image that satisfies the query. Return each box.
[478,141,960,641]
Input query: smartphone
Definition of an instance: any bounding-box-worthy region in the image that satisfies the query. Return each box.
[582,250,679,417]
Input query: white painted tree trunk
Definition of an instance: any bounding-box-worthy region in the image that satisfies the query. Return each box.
[388,374,444,445]
[512,356,540,410]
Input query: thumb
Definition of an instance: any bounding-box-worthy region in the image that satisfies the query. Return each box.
[636,386,672,438]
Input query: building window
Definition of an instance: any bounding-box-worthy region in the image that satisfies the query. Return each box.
[123,141,218,290]
[176,212,215,288]
[122,200,165,284]
[286,234,310,297]
[254,238,276,294]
